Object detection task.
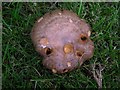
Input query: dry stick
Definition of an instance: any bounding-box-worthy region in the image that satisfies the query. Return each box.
[92,63,104,89]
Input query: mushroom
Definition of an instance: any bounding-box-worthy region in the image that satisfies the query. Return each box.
[31,9,94,74]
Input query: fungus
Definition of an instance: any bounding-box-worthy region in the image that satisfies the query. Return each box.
[31,9,94,74]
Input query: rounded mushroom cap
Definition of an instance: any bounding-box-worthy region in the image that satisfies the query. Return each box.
[31,9,94,74]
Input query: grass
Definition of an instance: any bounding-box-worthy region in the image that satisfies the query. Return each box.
[2,2,119,88]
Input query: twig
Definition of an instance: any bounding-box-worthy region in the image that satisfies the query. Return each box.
[91,63,105,89]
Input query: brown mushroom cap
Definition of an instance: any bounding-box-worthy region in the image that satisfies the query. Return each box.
[31,9,94,74]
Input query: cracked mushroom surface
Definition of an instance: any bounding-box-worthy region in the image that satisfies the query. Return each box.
[31,10,94,74]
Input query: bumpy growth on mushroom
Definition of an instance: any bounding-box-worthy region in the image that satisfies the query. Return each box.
[31,10,94,74]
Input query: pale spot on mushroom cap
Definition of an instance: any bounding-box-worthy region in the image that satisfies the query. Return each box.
[88,31,91,37]
[69,19,73,23]
[52,69,57,73]
[67,62,71,67]
[39,38,48,45]
[38,17,43,22]
[63,43,74,54]
[58,12,62,15]
[40,45,47,48]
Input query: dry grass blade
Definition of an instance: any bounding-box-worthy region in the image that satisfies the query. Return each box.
[91,63,105,89]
